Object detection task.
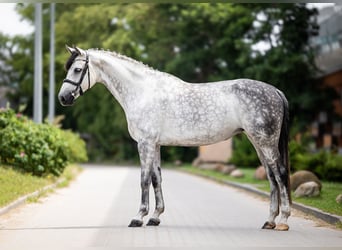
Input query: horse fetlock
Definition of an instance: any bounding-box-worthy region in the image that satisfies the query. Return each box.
[155,203,165,212]
[139,206,149,217]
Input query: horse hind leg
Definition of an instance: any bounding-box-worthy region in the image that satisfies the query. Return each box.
[251,145,279,229]
[260,146,291,231]
[262,166,279,230]
[274,157,291,231]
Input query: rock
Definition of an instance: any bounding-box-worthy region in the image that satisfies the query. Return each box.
[254,166,267,180]
[336,194,342,204]
[294,181,321,198]
[290,170,322,191]
[198,164,217,171]
[230,169,244,178]
[192,157,201,167]
[219,165,236,175]
[214,163,225,172]
[174,160,182,166]
[214,164,236,175]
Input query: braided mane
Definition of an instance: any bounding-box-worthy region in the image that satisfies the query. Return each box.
[88,48,182,82]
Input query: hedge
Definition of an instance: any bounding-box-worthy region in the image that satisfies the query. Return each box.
[289,140,342,182]
[0,108,87,176]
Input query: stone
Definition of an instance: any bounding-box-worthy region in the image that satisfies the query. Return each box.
[290,170,322,191]
[219,165,236,175]
[336,194,342,204]
[230,169,244,178]
[192,157,201,167]
[174,160,182,166]
[254,166,267,180]
[214,164,235,175]
[214,163,225,172]
[198,164,218,171]
[294,181,321,198]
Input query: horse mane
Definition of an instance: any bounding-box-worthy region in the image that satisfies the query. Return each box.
[88,48,183,82]
[64,51,80,71]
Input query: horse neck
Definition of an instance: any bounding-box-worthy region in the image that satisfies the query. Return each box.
[90,51,145,111]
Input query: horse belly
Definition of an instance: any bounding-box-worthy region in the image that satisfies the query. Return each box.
[159,127,237,146]
[159,110,240,146]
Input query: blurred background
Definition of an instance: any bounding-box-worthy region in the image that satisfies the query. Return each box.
[0,3,341,175]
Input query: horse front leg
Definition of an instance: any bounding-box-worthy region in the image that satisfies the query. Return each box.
[147,145,165,226]
[128,140,155,227]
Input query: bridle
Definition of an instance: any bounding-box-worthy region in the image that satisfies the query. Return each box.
[63,52,90,96]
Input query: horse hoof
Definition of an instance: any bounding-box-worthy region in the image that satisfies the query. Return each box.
[275,223,289,231]
[128,219,143,227]
[261,221,276,230]
[147,218,160,226]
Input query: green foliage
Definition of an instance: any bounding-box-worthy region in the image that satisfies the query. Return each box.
[0,108,87,176]
[60,129,88,164]
[229,134,260,167]
[290,140,342,182]
[0,3,330,163]
[229,133,342,181]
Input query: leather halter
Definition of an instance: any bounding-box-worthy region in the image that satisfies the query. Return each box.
[63,52,90,96]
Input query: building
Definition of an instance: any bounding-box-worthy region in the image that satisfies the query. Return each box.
[310,3,342,152]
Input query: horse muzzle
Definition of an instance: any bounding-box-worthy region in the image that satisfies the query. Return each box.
[58,91,75,106]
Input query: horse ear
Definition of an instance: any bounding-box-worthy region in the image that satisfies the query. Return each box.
[65,45,76,54]
[75,46,85,55]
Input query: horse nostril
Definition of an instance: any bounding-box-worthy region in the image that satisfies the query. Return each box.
[59,95,66,104]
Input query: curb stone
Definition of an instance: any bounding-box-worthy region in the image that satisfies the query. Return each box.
[0,178,65,217]
[179,169,342,226]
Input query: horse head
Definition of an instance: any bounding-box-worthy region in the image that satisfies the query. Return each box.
[58,45,95,106]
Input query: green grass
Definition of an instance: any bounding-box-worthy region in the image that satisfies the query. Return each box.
[179,165,342,216]
[0,164,82,208]
[293,181,342,216]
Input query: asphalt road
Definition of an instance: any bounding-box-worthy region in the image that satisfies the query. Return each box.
[0,165,341,249]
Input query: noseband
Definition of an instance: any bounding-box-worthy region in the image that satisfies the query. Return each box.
[63,52,90,96]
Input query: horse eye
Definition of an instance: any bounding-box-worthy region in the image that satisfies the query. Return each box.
[74,68,82,73]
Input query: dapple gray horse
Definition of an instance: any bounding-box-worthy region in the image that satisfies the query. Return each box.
[58,46,291,231]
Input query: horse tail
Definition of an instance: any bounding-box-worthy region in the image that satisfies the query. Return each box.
[277,90,291,204]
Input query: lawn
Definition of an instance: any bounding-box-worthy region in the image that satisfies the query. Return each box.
[0,164,81,208]
[179,165,342,217]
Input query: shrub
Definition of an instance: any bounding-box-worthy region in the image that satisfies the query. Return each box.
[290,139,342,182]
[0,108,87,176]
[59,129,88,163]
[230,133,342,182]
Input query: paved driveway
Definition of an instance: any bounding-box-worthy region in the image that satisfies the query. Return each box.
[0,165,341,248]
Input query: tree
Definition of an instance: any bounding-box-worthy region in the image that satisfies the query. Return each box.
[0,3,326,162]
